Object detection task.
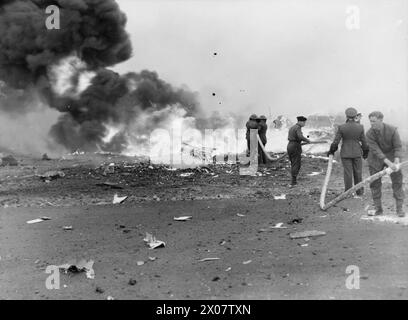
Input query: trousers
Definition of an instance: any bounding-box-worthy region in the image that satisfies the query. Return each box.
[341,157,363,195]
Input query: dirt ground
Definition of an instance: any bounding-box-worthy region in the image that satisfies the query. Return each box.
[1,151,408,300]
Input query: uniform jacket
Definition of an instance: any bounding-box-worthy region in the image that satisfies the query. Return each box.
[331,120,368,158]
[366,123,403,170]
[287,124,309,144]
[246,120,260,140]
[258,122,268,144]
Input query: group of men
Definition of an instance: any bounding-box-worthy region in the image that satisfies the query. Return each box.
[245,114,268,164]
[286,108,404,217]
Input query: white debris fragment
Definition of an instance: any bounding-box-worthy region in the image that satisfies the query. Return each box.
[289,230,326,239]
[274,194,286,200]
[173,216,192,221]
[107,296,115,300]
[237,213,246,217]
[242,260,252,265]
[63,226,73,230]
[137,261,145,266]
[180,172,194,177]
[148,257,157,261]
[143,232,166,249]
[113,194,128,204]
[307,172,321,176]
[225,267,231,272]
[27,217,51,224]
[361,215,408,225]
[270,222,287,229]
[198,257,220,262]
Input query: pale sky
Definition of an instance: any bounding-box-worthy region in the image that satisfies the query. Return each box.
[114,0,407,128]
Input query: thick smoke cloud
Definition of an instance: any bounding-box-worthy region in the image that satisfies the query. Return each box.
[0,0,200,152]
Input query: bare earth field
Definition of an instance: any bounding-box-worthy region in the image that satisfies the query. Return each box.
[1,152,408,300]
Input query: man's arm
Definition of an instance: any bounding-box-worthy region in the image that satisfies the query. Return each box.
[366,130,386,161]
[328,128,342,154]
[359,126,369,158]
[392,128,403,161]
[296,126,310,143]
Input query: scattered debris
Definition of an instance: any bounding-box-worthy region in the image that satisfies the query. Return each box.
[63,226,73,230]
[1,155,18,166]
[242,260,252,265]
[180,172,194,177]
[128,278,137,286]
[199,257,220,262]
[148,257,157,261]
[96,182,123,189]
[367,210,376,216]
[270,222,287,229]
[143,232,166,249]
[137,261,145,266]
[104,163,115,174]
[38,170,65,181]
[27,217,51,224]
[42,153,51,161]
[289,230,326,239]
[299,243,309,247]
[173,216,192,221]
[219,240,226,245]
[58,259,95,279]
[274,194,286,200]
[225,267,231,272]
[113,194,128,204]
[237,213,246,217]
[95,286,104,294]
[107,296,115,300]
[287,218,303,225]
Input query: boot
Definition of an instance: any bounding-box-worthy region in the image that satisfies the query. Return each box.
[396,201,405,217]
[373,199,383,215]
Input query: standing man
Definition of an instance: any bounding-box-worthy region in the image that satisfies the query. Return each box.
[327,107,369,195]
[287,116,311,186]
[246,114,260,156]
[366,111,404,217]
[258,115,268,165]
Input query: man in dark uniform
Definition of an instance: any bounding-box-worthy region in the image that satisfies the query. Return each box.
[366,111,404,217]
[327,107,369,195]
[246,114,260,156]
[287,116,310,186]
[258,115,268,165]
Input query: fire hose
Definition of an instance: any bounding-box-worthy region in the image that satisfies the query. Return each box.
[256,135,327,162]
[319,155,408,210]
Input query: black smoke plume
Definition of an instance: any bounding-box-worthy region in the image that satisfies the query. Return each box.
[0,0,200,152]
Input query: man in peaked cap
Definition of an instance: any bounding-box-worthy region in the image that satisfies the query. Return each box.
[258,115,268,165]
[287,116,310,186]
[246,114,260,156]
[328,107,369,196]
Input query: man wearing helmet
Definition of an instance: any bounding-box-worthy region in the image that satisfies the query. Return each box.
[327,108,368,195]
[246,114,260,157]
[328,107,369,196]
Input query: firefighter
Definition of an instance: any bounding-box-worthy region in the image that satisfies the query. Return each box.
[327,107,369,195]
[287,116,310,186]
[246,114,260,156]
[366,111,404,217]
[258,115,268,165]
